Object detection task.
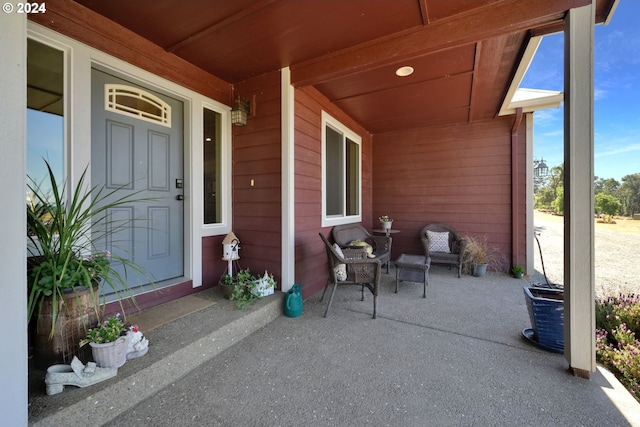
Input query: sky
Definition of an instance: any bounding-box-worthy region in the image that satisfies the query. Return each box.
[520,0,640,182]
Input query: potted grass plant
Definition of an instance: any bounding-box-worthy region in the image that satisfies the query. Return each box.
[460,234,506,277]
[27,159,153,367]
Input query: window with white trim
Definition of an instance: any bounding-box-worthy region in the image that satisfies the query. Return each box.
[322,112,361,225]
[203,106,222,224]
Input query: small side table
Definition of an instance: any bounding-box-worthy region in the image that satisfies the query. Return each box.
[372,228,400,237]
[394,254,431,298]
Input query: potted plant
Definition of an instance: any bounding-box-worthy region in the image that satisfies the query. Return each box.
[379,215,393,231]
[220,268,277,309]
[512,264,524,279]
[27,160,152,367]
[79,314,128,368]
[219,273,236,299]
[251,270,277,297]
[522,286,564,353]
[229,268,259,310]
[460,234,505,277]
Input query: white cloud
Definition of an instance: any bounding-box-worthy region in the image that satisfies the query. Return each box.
[541,130,563,137]
[533,108,563,128]
[595,143,640,157]
[594,87,608,100]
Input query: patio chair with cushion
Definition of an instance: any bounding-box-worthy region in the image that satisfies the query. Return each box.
[420,223,467,278]
[331,223,392,273]
[319,233,381,319]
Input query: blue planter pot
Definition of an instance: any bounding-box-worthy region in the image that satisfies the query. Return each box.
[523,286,564,353]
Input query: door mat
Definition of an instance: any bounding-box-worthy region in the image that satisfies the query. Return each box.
[127,293,216,333]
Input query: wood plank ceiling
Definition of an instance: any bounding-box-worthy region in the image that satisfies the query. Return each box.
[74,0,615,135]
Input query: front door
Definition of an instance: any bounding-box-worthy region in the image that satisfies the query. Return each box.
[91,68,184,294]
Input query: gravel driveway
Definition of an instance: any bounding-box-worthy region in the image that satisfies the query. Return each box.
[532,213,640,298]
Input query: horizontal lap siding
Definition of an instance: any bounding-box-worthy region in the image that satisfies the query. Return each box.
[373,117,517,270]
[232,71,283,280]
[295,87,373,298]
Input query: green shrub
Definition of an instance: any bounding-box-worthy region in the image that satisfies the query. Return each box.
[596,294,640,401]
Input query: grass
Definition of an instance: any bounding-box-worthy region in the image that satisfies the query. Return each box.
[535,210,640,236]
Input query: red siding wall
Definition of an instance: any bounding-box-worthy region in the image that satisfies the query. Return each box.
[372,117,527,271]
[294,87,373,298]
[227,71,284,283]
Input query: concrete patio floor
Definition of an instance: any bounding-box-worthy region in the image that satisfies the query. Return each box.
[29,265,640,426]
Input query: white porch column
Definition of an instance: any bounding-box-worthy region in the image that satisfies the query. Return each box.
[0,10,28,426]
[563,2,596,377]
[525,113,535,276]
[281,67,295,292]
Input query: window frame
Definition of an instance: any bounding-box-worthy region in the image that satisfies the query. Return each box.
[321,111,362,227]
[201,101,231,233]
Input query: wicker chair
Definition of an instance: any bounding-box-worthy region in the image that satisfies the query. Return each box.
[420,223,467,278]
[331,224,391,273]
[319,233,381,319]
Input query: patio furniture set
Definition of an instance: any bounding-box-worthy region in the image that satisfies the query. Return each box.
[320,222,466,318]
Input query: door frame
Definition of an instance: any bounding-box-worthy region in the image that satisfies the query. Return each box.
[28,22,233,294]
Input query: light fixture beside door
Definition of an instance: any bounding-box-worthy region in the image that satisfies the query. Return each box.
[231,96,252,126]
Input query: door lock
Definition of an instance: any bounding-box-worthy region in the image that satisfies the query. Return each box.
[176,195,184,201]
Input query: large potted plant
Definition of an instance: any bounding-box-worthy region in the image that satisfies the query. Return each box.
[522,286,564,353]
[27,160,151,368]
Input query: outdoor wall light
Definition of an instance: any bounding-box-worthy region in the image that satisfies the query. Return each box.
[231,96,251,126]
[534,158,549,178]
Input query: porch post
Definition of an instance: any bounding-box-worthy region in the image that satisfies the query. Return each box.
[281,67,295,292]
[0,10,28,426]
[525,113,535,276]
[563,2,596,377]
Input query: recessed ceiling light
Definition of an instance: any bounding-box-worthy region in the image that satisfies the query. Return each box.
[395,66,414,77]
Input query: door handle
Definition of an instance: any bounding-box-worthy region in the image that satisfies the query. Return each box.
[176,195,184,201]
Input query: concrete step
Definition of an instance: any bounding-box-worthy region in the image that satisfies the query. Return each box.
[28,288,283,427]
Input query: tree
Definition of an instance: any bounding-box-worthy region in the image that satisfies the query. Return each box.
[594,177,620,195]
[548,164,564,197]
[595,193,621,221]
[534,187,556,210]
[618,173,640,216]
[552,186,564,214]
[534,163,565,213]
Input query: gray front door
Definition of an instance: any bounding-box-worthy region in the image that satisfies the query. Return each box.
[91,68,184,294]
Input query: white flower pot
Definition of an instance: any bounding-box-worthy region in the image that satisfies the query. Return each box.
[90,336,128,368]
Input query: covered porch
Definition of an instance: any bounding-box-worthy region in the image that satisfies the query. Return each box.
[27,266,640,425]
[1,1,617,424]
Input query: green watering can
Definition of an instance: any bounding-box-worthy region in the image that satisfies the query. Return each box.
[284,284,303,318]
